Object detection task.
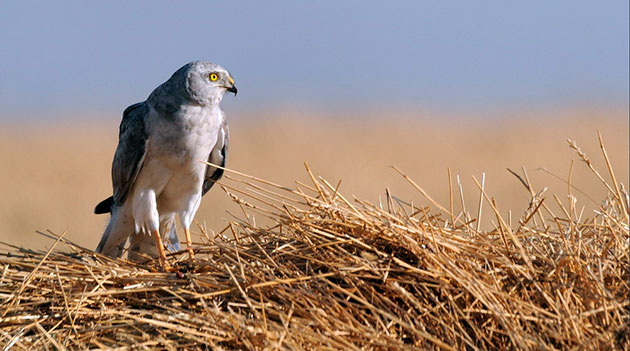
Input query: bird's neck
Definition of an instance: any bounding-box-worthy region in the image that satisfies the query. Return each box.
[148,82,221,115]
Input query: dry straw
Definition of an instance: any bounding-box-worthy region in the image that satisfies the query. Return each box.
[1,134,628,350]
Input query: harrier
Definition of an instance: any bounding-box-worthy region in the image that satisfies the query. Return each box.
[94,61,236,270]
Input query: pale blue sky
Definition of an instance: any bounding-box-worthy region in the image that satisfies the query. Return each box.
[0,1,628,118]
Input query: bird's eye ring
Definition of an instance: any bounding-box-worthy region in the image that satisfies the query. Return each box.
[209,73,219,81]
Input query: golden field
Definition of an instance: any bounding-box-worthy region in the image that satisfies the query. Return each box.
[0,106,627,250]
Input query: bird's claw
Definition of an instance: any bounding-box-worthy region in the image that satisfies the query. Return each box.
[158,257,174,272]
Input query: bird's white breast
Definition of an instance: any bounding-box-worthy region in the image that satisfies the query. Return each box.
[147,105,221,170]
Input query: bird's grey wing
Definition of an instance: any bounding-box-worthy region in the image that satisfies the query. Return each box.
[95,102,149,255]
[94,102,149,214]
[111,102,150,205]
[202,113,229,196]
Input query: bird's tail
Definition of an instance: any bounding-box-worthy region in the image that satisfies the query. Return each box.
[95,205,134,258]
[127,214,180,262]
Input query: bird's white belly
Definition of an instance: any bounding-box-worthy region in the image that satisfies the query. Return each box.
[157,159,207,213]
[130,108,221,234]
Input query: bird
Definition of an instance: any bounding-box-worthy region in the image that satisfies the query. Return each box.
[94,61,236,270]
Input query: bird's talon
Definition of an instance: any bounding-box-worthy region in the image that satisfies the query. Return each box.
[160,261,176,272]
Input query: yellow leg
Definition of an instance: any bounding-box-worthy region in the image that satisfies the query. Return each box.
[151,229,172,271]
[184,228,195,260]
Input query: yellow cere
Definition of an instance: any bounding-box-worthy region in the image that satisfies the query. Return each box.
[228,76,235,85]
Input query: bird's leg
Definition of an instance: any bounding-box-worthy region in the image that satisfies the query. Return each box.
[184,227,195,260]
[151,229,172,271]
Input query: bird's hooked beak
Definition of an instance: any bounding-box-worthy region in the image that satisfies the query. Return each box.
[226,76,237,96]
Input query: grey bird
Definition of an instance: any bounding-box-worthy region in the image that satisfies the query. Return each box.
[94,61,236,270]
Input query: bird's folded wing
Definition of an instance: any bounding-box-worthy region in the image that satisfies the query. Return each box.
[112,102,150,205]
[202,111,229,196]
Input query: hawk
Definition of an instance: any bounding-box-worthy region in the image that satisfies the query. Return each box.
[94,61,236,270]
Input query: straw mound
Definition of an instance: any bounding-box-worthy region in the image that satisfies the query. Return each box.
[1,139,628,350]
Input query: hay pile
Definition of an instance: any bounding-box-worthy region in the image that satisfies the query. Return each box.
[1,138,628,350]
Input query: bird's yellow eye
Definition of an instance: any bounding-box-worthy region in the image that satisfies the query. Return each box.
[209,73,219,81]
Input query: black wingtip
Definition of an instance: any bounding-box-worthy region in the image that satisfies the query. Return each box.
[94,196,115,214]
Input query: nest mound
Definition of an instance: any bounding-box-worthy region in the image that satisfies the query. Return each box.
[1,139,628,350]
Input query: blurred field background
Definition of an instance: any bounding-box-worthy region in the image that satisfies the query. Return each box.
[0,106,627,250]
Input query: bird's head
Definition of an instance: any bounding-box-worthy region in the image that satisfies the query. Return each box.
[178,61,237,106]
